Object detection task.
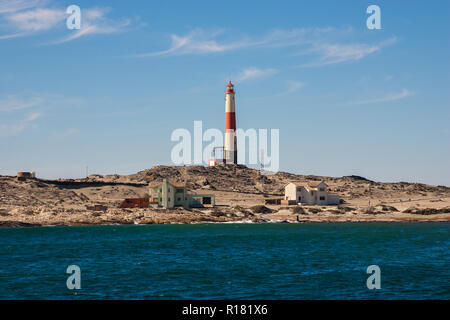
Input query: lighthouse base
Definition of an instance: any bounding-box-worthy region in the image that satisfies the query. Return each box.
[224,150,238,165]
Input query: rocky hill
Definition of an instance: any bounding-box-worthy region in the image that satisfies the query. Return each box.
[85,164,450,199]
[1,164,449,226]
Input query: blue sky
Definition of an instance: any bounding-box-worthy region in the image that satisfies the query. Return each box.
[0,0,449,185]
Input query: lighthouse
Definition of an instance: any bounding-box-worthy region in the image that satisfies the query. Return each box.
[224,81,237,164]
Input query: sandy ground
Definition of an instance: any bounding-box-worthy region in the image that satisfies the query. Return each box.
[1,165,449,227]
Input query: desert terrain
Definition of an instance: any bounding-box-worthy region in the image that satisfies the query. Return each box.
[1,165,449,227]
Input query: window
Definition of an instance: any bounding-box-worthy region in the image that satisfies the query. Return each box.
[203,197,211,205]
[176,188,184,193]
[320,196,325,200]
[168,187,171,192]
[168,198,170,202]
[298,196,301,201]
[319,188,325,192]
[177,197,181,201]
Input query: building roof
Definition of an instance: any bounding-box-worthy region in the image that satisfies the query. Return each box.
[288,182,308,187]
[149,180,187,188]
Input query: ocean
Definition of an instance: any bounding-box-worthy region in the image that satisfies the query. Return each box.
[0,222,448,299]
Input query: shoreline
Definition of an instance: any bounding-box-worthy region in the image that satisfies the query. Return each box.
[1,213,449,228]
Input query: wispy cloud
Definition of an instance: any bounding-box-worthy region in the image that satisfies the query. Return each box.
[0,95,44,112]
[6,7,65,32]
[297,37,397,67]
[346,88,414,105]
[26,112,41,121]
[235,67,278,82]
[0,93,81,115]
[131,27,396,68]
[0,93,80,137]
[53,7,131,44]
[56,127,79,138]
[0,94,44,136]
[0,0,47,13]
[131,27,335,58]
[0,31,24,39]
[267,80,305,97]
[0,1,63,38]
[284,80,305,94]
[0,112,41,137]
[132,29,242,57]
[0,1,132,43]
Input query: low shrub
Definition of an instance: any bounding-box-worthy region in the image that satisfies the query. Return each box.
[381,205,399,212]
[403,207,450,215]
[250,205,273,214]
[291,206,306,215]
[337,205,355,212]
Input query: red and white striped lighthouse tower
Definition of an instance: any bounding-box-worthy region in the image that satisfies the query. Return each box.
[224,81,237,164]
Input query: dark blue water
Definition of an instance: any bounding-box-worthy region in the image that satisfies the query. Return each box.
[0,223,449,299]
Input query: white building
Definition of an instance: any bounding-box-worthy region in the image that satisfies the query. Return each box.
[284,181,340,205]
